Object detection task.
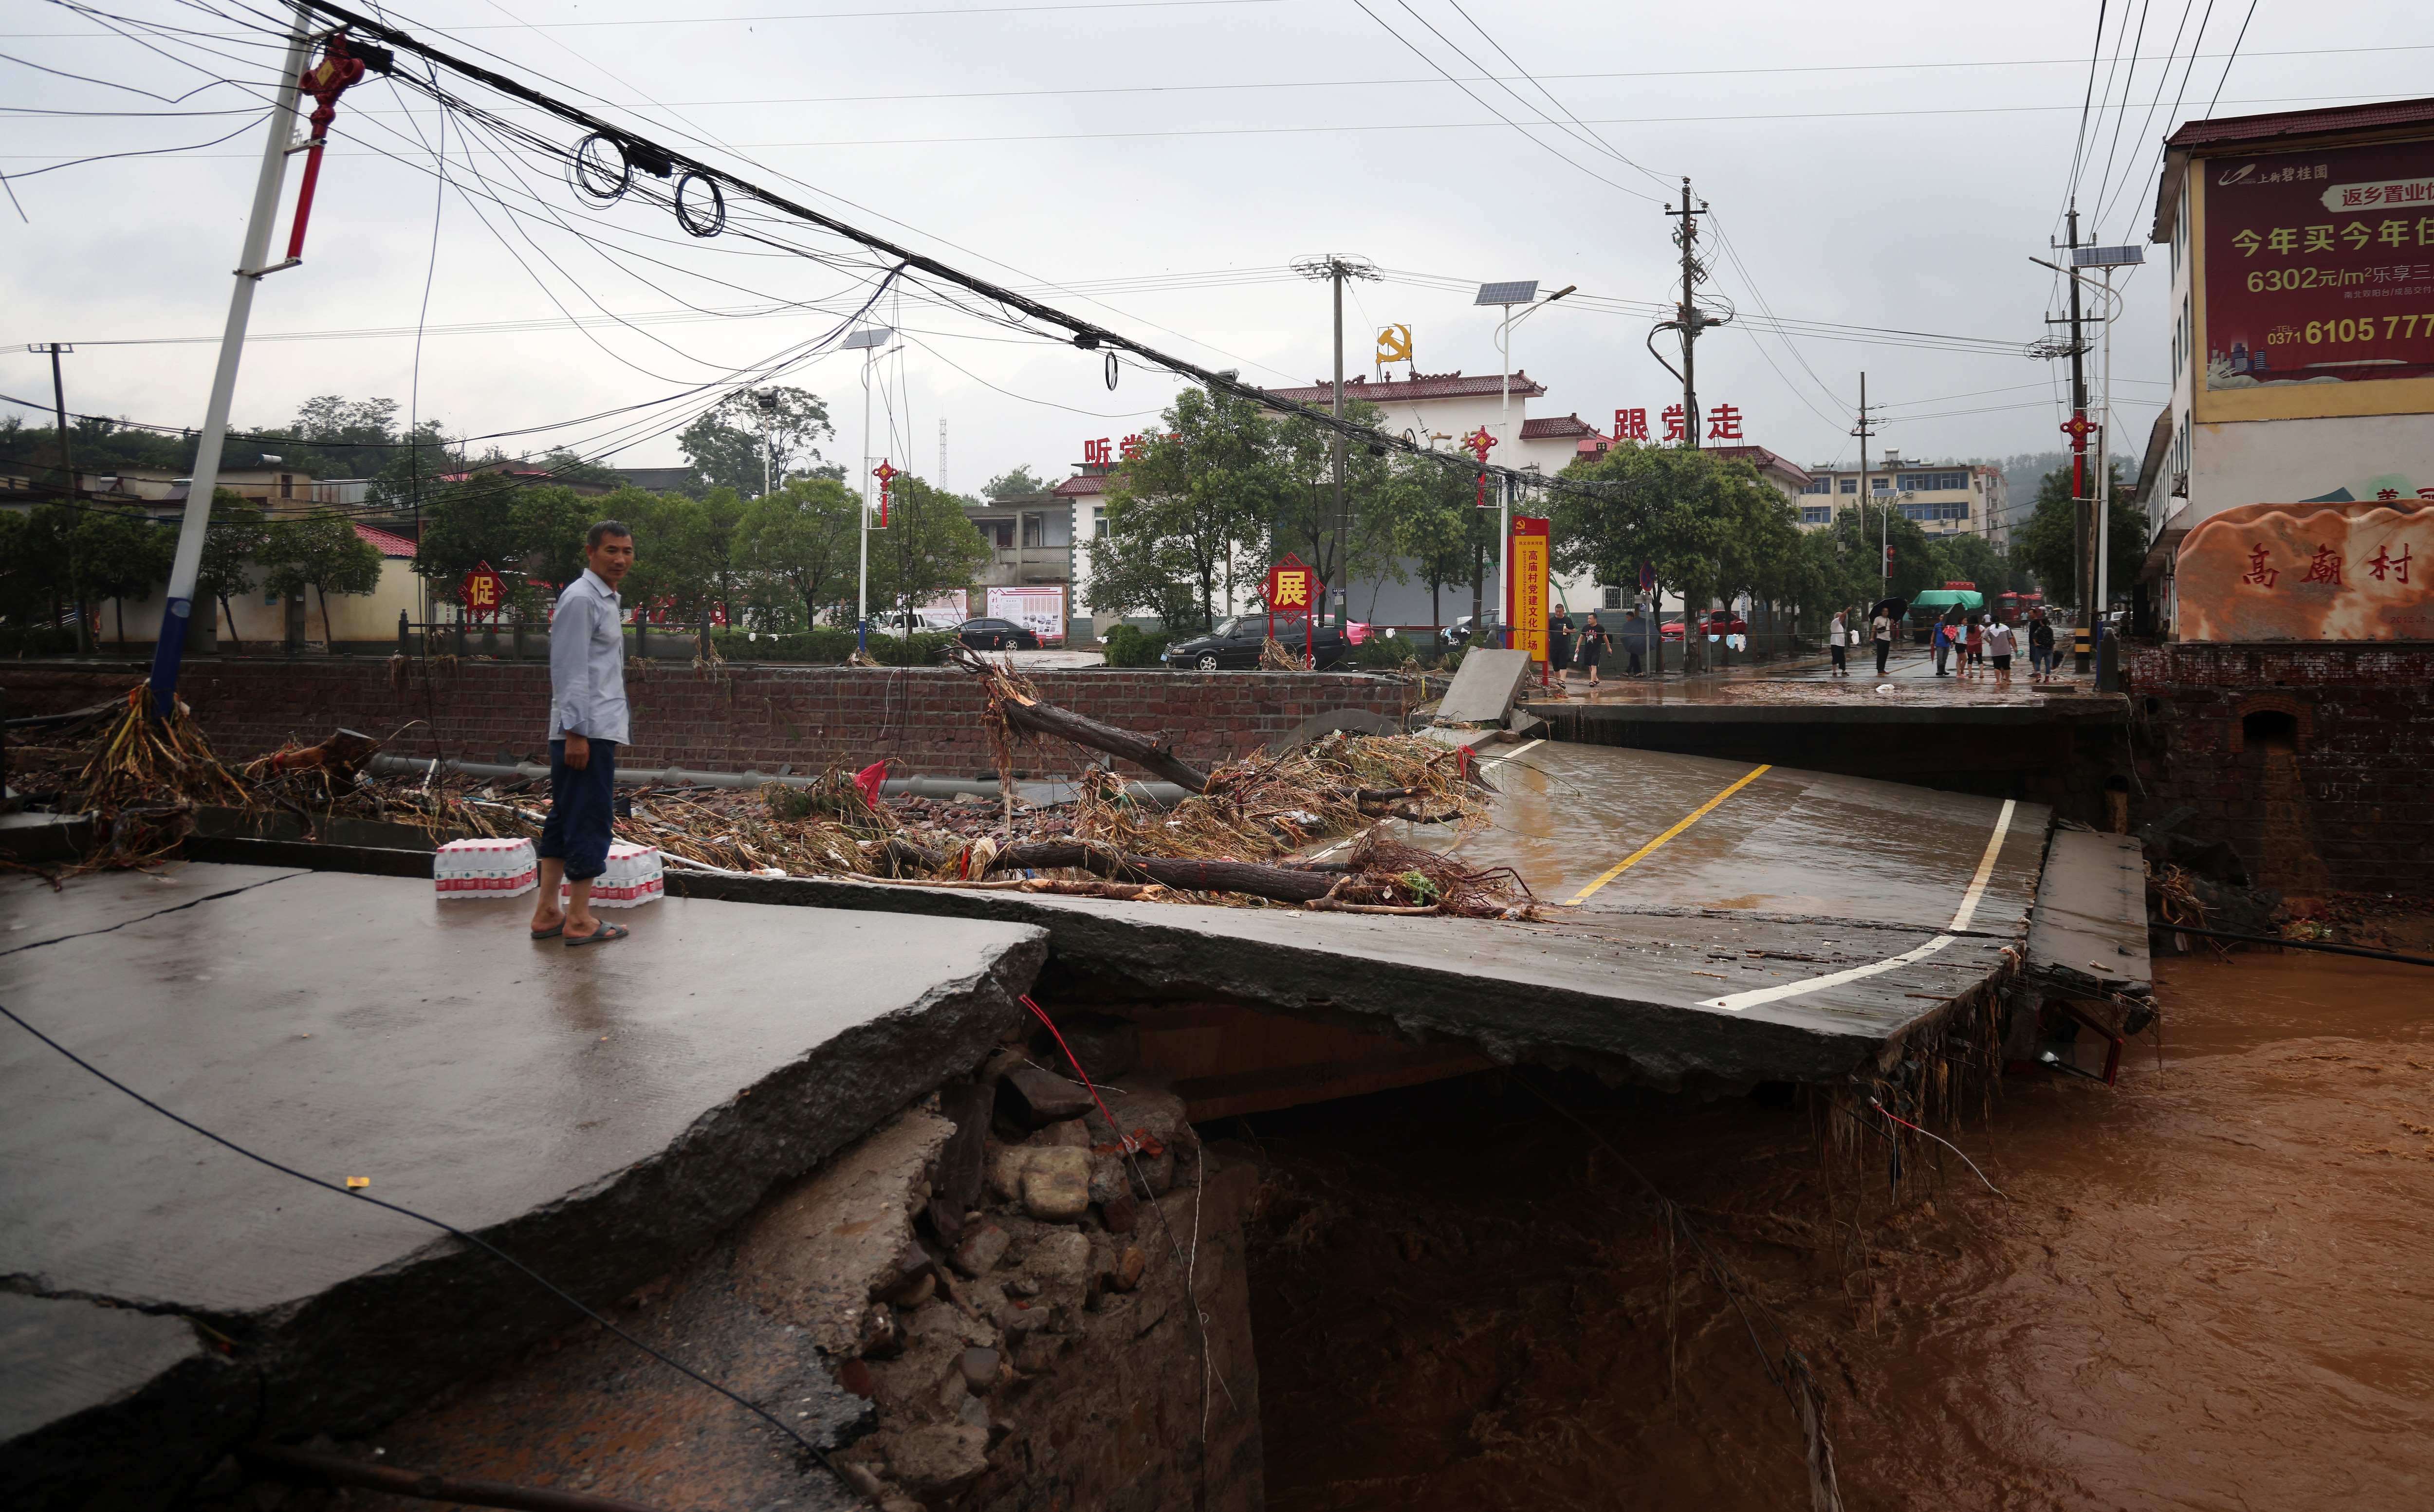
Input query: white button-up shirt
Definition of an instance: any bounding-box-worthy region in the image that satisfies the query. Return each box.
[547,568,629,745]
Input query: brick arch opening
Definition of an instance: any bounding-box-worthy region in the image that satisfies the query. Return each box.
[2227,693,2310,755]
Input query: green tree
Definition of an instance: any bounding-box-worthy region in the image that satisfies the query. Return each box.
[1264,399,1403,607]
[1926,531,2022,598]
[1371,453,1492,642]
[1089,386,1270,630]
[368,419,465,514]
[1551,443,1793,671]
[869,474,990,624]
[0,501,74,630]
[197,488,268,649]
[263,510,384,646]
[2012,461,2144,609]
[266,395,399,479]
[412,472,523,587]
[677,387,833,498]
[982,464,1055,499]
[70,504,175,644]
[735,475,860,629]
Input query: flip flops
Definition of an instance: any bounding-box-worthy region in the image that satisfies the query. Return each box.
[530,922,564,940]
[565,922,629,948]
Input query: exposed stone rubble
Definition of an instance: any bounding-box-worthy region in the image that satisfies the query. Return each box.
[736,1024,1261,1512]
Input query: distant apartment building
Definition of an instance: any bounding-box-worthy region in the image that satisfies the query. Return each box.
[1794,454,2010,546]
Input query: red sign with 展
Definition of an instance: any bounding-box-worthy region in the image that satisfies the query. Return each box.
[1266,555,1315,613]
[460,564,505,620]
[2204,138,2434,389]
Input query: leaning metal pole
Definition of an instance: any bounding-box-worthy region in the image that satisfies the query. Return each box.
[147,6,314,706]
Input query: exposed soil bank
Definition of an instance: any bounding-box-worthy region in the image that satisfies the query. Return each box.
[1240,952,2434,1511]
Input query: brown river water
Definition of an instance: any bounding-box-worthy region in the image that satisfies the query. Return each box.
[1237,952,2434,1511]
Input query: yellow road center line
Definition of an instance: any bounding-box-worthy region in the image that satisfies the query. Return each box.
[1563,763,1771,906]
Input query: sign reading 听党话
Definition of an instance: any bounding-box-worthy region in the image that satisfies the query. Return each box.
[2176,500,2432,641]
[2204,138,2434,391]
[460,564,506,621]
[1507,518,1550,668]
[985,586,1064,644]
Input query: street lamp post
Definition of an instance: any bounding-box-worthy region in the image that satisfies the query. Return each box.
[843,326,893,653]
[1476,280,1573,649]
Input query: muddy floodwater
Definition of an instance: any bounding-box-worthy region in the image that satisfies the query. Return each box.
[1238,952,2434,1511]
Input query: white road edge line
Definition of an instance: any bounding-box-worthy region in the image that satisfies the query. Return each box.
[1699,798,2019,1014]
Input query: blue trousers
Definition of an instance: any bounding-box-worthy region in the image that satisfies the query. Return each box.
[537,738,618,881]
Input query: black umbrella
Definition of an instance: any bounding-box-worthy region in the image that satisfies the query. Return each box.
[1870,596,1909,622]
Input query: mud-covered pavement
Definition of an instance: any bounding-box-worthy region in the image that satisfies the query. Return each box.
[1239,951,2434,1511]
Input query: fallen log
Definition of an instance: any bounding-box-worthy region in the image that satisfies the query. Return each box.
[998,699,1213,793]
[987,841,1338,903]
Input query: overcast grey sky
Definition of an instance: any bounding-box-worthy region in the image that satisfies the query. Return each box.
[6,0,2429,494]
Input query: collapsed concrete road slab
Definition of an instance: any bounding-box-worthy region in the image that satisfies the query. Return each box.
[0,869,1048,1511]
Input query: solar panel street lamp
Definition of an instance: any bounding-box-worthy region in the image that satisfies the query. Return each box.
[845,326,894,652]
[1475,281,1574,649]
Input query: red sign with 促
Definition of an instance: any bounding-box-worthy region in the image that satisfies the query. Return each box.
[2203,138,2434,389]
[460,564,505,620]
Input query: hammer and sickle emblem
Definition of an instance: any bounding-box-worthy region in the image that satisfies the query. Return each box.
[1375,324,1413,365]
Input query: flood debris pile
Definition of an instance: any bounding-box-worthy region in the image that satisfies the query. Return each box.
[24,688,254,871]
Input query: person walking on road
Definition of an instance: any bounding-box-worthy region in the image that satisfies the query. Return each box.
[1961,614,1986,677]
[1576,612,1610,687]
[1983,614,2017,686]
[2027,608,2057,682]
[1828,608,1849,677]
[531,520,636,948]
[1931,614,1955,677]
[1870,605,1894,676]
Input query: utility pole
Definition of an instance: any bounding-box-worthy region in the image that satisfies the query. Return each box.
[1294,255,1377,629]
[844,325,893,651]
[146,8,315,705]
[32,343,89,653]
[939,416,948,494]
[2063,203,2094,675]
[1851,371,1883,597]
[1659,179,1722,670]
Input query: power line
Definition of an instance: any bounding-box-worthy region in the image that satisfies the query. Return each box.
[2201,0,2262,121]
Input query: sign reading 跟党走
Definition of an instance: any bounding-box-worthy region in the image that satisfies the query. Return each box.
[2204,139,2434,391]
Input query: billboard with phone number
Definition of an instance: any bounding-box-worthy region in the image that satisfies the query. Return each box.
[2204,137,2434,391]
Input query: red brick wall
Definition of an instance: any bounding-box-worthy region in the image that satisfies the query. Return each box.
[2121,642,2434,894]
[2,660,1414,780]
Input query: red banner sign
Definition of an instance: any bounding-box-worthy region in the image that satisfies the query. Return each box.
[459,564,505,620]
[1508,518,1550,669]
[2204,137,2434,390]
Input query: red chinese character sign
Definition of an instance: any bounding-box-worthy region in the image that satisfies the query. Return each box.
[1264,553,1320,660]
[1613,408,1648,442]
[872,459,899,528]
[2201,139,2434,391]
[2177,500,2432,641]
[1082,438,1112,467]
[459,564,506,622]
[1506,518,1550,673]
[1706,404,1744,442]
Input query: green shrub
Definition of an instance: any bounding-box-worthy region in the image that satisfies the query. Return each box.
[1101,624,1171,666]
[1352,635,1412,668]
[0,627,79,657]
[704,627,955,665]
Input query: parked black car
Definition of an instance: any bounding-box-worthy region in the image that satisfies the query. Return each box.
[953,617,1040,651]
[1162,614,1348,670]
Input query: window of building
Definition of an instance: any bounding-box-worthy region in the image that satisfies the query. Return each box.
[1871,477,1891,492]
[1896,471,1968,492]
[1801,505,1832,524]
[1839,477,1858,494]
[982,519,1014,547]
[1938,500,1968,519]
[1802,476,1834,495]
[1602,585,1623,610]
[1093,509,1107,539]
[1900,502,1932,521]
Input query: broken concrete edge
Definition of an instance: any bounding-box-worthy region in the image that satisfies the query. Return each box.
[166,834,1998,1096]
[0,929,1048,1512]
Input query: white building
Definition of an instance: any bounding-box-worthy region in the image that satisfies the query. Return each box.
[2136,97,2434,634]
[1793,455,2009,546]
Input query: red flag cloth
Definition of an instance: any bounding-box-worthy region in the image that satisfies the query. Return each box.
[853,760,887,810]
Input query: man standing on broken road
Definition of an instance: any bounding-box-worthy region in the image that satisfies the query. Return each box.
[531,520,635,948]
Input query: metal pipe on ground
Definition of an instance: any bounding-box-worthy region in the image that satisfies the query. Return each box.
[236,1442,665,1512]
[365,754,1186,807]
